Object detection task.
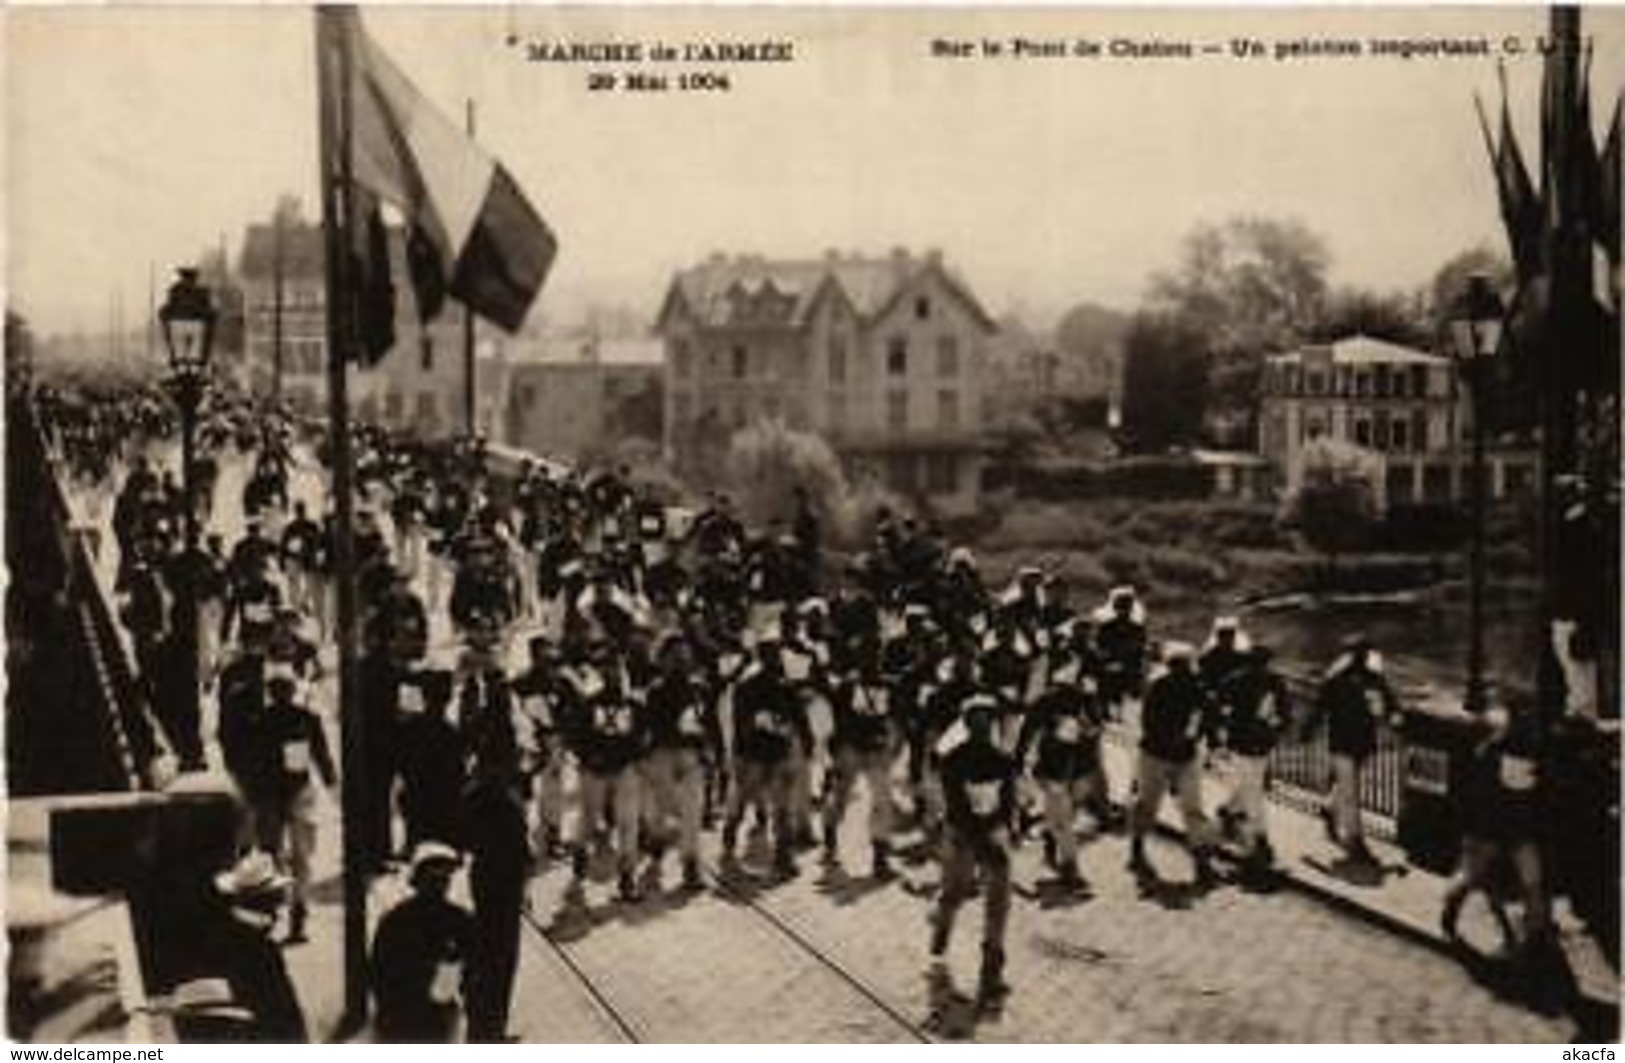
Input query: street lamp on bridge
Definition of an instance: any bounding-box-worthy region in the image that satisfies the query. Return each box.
[1448,273,1504,716]
[159,267,216,771]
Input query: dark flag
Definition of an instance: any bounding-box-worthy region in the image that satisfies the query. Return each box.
[351,187,397,362]
[1477,66,1542,283]
[346,12,557,339]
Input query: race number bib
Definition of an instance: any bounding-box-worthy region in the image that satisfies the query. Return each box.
[855,688,888,718]
[783,652,812,683]
[399,685,425,716]
[966,781,1001,817]
[282,740,312,773]
[1499,754,1537,792]
[755,710,788,736]
[1259,693,1279,726]
[244,602,274,626]
[678,705,705,737]
[595,704,632,737]
[1054,716,1081,744]
[1365,689,1385,718]
[429,961,460,1006]
[521,694,554,731]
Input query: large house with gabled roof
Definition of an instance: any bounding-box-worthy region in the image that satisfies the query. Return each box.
[655,248,997,513]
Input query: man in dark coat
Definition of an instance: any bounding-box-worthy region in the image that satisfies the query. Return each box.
[1314,635,1401,862]
[1213,645,1291,885]
[397,670,466,852]
[203,852,309,1042]
[461,766,531,1043]
[370,843,473,1043]
[1129,643,1219,888]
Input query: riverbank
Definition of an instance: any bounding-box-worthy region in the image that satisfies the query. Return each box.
[965,496,1541,696]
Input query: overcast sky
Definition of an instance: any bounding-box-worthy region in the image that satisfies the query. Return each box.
[9,5,1624,336]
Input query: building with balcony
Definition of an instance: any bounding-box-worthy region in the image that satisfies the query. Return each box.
[1259,334,1538,507]
[656,249,996,513]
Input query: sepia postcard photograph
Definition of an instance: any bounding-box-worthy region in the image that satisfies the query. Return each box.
[4,2,1622,1046]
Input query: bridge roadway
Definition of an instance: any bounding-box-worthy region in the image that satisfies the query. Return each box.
[61,443,1584,1043]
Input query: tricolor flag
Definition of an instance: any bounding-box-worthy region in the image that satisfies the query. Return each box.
[338,11,557,361]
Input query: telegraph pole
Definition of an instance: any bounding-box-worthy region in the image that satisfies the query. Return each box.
[273,209,286,403]
[463,98,479,438]
[315,6,369,1028]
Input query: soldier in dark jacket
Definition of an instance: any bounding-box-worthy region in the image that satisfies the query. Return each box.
[262,666,337,944]
[563,652,649,901]
[641,633,722,890]
[511,637,571,860]
[1314,635,1402,862]
[1214,645,1291,885]
[1441,706,1550,952]
[218,644,277,853]
[1128,644,1219,888]
[1198,616,1251,702]
[1016,651,1108,891]
[932,695,1015,1008]
[724,631,811,877]
[371,843,472,1043]
[1094,586,1149,714]
[821,653,900,879]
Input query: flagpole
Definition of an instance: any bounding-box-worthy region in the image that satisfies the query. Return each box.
[1540,5,1584,718]
[463,97,478,438]
[315,5,370,1031]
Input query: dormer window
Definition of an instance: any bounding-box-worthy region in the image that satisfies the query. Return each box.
[915,296,931,321]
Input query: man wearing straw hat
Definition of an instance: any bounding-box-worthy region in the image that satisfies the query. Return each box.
[370,842,473,1043]
[203,850,308,1042]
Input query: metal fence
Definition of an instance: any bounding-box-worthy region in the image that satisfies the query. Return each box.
[1265,668,1409,839]
[29,398,160,791]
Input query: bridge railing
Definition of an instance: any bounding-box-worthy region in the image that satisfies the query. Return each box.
[23,395,163,791]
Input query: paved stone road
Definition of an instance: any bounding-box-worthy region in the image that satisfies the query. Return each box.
[504,802,1583,1043]
[77,443,1590,1043]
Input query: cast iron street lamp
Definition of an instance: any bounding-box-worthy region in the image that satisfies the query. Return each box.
[159,267,216,770]
[1448,273,1504,716]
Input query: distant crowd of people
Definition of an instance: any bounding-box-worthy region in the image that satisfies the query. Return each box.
[30,378,1575,1042]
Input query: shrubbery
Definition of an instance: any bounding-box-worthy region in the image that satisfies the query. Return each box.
[722,419,910,552]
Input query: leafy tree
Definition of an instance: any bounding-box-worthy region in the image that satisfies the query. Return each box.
[1286,436,1380,565]
[724,418,851,531]
[1054,301,1129,396]
[1425,247,1513,332]
[1118,312,1208,453]
[1149,216,1331,352]
[722,418,905,549]
[1147,216,1332,444]
[1310,287,1432,347]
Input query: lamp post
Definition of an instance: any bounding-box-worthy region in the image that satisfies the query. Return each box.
[1448,273,1504,716]
[159,267,216,770]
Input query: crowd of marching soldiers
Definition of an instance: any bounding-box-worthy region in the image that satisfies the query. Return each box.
[46,383,1426,1037]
